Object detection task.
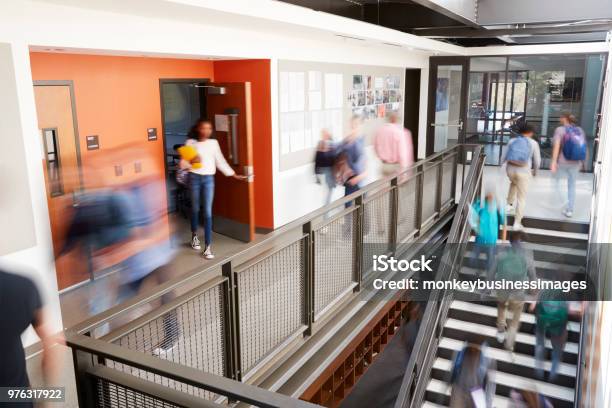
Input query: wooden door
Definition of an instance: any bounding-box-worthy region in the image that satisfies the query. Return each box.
[34,83,88,290]
[207,82,255,242]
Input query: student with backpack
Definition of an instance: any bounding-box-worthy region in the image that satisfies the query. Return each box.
[469,188,507,274]
[530,290,572,382]
[449,341,496,408]
[491,230,536,352]
[550,113,587,218]
[501,123,541,230]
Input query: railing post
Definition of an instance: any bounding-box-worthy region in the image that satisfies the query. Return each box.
[303,221,315,335]
[72,347,97,407]
[435,158,443,215]
[450,151,458,205]
[222,261,241,381]
[415,164,424,236]
[390,176,399,250]
[354,195,364,291]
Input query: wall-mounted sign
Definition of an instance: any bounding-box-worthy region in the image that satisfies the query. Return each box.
[147,128,157,141]
[86,135,99,150]
[215,114,229,132]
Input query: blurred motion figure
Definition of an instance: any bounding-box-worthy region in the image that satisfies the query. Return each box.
[373,112,414,177]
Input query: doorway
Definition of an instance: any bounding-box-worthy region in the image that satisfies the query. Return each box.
[160,79,256,242]
[403,68,421,156]
[33,81,89,290]
[426,57,469,156]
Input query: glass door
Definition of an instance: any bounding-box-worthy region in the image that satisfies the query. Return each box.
[426,57,469,156]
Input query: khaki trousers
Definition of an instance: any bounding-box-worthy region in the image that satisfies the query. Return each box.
[381,162,401,177]
[507,172,531,224]
[497,299,524,351]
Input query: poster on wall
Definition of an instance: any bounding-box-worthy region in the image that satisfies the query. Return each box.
[375,77,384,89]
[366,75,373,90]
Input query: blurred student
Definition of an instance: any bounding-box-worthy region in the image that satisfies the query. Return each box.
[501,123,541,230]
[335,115,367,200]
[182,120,246,258]
[530,290,577,382]
[0,269,64,406]
[509,389,553,408]
[449,341,495,408]
[491,230,536,351]
[373,113,414,177]
[469,188,507,274]
[550,113,587,218]
[314,129,338,207]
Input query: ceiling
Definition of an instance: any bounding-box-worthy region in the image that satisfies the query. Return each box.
[277,0,612,47]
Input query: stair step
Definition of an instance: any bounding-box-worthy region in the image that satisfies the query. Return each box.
[425,378,511,407]
[507,216,589,234]
[437,337,577,386]
[449,300,581,333]
[432,357,575,405]
[442,318,578,364]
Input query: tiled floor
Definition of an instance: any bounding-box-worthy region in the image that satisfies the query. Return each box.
[481,166,592,223]
[59,214,253,329]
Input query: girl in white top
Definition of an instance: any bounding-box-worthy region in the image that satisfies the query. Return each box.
[181,120,245,258]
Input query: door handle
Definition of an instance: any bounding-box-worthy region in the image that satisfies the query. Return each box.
[430,121,463,130]
[243,165,254,183]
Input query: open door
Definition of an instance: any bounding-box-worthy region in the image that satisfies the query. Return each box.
[207,82,255,242]
[34,82,89,290]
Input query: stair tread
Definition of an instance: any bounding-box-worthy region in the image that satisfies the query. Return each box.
[433,357,575,402]
[450,300,581,333]
[444,318,579,354]
[438,336,577,377]
[426,378,511,407]
[468,237,588,254]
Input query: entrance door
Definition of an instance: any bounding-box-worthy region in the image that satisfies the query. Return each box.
[207,82,255,242]
[426,57,469,156]
[34,82,88,290]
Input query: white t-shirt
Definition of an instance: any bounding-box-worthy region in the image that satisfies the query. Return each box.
[185,138,235,176]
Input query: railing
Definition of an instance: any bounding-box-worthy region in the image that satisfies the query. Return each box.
[393,145,486,408]
[66,144,476,407]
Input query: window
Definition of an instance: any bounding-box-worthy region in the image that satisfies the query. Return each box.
[42,128,64,196]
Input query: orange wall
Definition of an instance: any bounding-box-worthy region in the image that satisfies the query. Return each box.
[30,52,215,190]
[213,59,274,230]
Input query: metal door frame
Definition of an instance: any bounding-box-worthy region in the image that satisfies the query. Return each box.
[425,56,469,157]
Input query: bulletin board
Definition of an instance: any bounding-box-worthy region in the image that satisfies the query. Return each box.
[278,60,405,171]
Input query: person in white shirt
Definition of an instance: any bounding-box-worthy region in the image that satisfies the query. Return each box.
[181,120,245,258]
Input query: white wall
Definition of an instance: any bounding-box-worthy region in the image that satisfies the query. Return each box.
[0,42,63,344]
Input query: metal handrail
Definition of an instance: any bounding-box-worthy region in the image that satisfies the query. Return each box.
[393,145,485,408]
[65,144,478,407]
[70,144,468,336]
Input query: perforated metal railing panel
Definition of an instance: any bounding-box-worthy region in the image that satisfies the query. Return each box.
[313,209,357,319]
[109,284,227,401]
[397,177,418,242]
[441,156,455,206]
[362,189,393,281]
[96,378,181,408]
[421,165,439,222]
[236,239,306,376]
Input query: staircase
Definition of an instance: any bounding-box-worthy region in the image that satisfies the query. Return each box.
[422,217,588,408]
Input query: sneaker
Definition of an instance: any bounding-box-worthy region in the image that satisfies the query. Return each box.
[506,204,515,214]
[190,235,201,250]
[563,209,574,218]
[202,245,215,259]
[513,221,524,231]
[496,330,506,343]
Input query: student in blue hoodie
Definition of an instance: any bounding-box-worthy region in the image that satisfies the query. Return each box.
[469,189,507,274]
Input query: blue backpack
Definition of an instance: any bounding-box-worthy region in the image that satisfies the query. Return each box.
[506,136,531,165]
[562,126,587,161]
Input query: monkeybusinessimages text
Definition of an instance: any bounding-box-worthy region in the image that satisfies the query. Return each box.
[371,255,587,293]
